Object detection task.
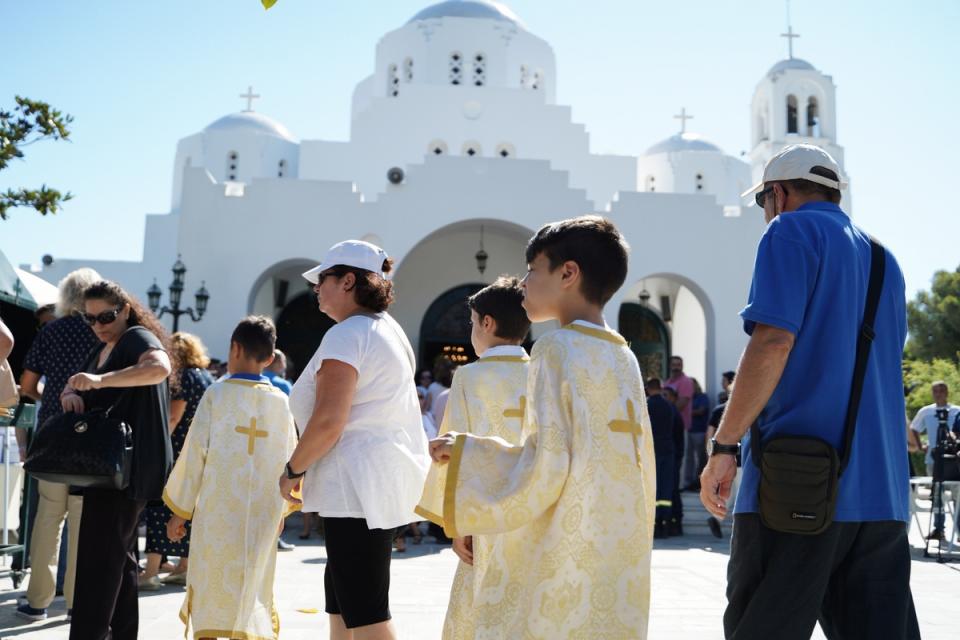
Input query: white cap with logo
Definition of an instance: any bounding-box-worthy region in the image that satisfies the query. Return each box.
[741,144,847,199]
[302,240,389,284]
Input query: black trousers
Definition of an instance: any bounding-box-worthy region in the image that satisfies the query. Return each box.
[725,514,921,640]
[69,488,146,640]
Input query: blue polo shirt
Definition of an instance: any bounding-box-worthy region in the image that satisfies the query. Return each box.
[735,202,910,523]
[263,370,292,396]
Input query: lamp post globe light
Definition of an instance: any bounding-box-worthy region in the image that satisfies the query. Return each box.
[147,255,210,332]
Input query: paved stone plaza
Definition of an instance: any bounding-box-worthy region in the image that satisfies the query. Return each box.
[1,505,957,639]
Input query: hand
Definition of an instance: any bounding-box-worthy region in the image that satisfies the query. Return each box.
[61,392,85,414]
[67,373,103,392]
[167,515,187,542]
[452,536,473,565]
[700,454,738,519]
[279,474,302,504]
[429,433,457,463]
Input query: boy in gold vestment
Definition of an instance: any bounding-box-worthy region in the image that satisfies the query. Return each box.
[164,317,298,640]
[431,216,656,639]
[416,276,531,639]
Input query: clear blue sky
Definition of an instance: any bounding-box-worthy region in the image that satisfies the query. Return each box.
[2,0,957,298]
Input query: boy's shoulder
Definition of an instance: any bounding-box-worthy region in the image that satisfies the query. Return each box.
[531,324,628,357]
[456,354,528,385]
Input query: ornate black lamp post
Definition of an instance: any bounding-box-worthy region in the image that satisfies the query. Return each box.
[147,255,209,332]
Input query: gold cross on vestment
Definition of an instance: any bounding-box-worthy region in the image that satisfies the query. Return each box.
[235,417,268,455]
[608,399,643,467]
[503,396,526,421]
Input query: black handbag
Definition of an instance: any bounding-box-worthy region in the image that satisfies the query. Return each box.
[24,395,133,490]
[752,239,885,535]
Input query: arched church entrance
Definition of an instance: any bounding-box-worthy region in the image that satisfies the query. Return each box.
[619,302,671,380]
[419,283,485,367]
[390,218,549,371]
[619,274,713,389]
[275,292,335,380]
[248,258,334,380]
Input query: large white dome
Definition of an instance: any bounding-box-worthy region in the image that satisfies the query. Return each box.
[407,0,525,28]
[203,112,296,142]
[645,132,723,156]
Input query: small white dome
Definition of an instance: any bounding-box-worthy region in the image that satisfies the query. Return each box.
[407,0,525,28]
[646,132,723,156]
[767,57,816,78]
[203,112,296,142]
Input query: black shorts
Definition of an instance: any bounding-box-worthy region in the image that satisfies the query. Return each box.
[323,517,396,628]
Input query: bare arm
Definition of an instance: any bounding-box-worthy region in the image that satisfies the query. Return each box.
[714,323,795,445]
[286,360,358,474]
[168,399,187,434]
[67,349,172,393]
[674,394,690,413]
[19,370,43,402]
[0,319,12,361]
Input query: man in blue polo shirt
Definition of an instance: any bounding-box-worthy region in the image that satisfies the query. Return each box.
[700,144,919,639]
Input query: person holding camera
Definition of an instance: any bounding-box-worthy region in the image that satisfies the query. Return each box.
[909,380,960,476]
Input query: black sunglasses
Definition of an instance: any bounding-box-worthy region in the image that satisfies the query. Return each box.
[755,184,787,208]
[82,307,124,326]
[316,269,348,285]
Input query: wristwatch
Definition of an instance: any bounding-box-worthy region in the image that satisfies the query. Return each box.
[285,462,306,480]
[708,437,741,457]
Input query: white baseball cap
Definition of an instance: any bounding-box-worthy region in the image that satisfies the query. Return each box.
[741,144,847,199]
[302,240,389,284]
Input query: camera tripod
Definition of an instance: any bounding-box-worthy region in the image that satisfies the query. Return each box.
[923,417,959,562]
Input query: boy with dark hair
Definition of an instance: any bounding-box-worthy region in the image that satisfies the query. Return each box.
[430,216,656,639]
[417,276,530,639]
[164,316,298,640]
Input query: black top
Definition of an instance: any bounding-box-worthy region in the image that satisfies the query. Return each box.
[83,326,172,500]
[646,394,677,453]
[23,315,100,427]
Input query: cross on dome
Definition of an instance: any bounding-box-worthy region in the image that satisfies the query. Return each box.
[674,107,694,134]
[780,0,800,59]
[239,86,261,112]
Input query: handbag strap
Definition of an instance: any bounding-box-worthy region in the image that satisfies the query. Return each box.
[751,238,886,474]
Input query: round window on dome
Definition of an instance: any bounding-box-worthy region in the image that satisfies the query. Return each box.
[461,141,482,157]
[428,140,448,156]
[495,143,515,158]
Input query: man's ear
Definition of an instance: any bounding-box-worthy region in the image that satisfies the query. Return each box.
[559,260,581,290]
[482,314,497,335]
[341,272,357,292]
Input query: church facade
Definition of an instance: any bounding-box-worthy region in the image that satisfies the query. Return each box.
[35,0,849,392]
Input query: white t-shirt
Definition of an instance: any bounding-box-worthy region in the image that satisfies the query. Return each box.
[421,413,438,440]
[426,380,446,410]
[289,312,430,529]
[911,403,960,466]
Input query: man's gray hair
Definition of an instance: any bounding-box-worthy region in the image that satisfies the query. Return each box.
[57,268,102,317]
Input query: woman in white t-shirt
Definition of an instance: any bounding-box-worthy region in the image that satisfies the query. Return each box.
[279,240,429,639]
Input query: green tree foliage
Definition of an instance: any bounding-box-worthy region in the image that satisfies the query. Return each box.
[903,358,960,419]
[0,96,73,220]
[905,266,960,363]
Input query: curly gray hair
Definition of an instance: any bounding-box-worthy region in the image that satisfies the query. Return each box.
[57,268,101,317]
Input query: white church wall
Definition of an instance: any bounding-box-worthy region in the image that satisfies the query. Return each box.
[671,285,707,386]
[373,17,556,103]
[171,169,365,357]
[607,191,767,398]
[338,84,632,208]
[299,141,359,186]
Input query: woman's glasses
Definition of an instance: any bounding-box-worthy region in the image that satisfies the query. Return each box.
[82,307,123,326]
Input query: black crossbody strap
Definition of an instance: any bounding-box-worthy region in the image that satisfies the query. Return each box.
[838,238,885,472]
[750,238,886,471]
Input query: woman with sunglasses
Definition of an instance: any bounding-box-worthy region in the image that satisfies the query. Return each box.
[61,280,175,640]
[280,240,429,640]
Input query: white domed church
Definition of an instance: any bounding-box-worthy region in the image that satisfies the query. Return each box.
[36,0,850,391]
